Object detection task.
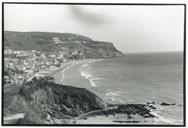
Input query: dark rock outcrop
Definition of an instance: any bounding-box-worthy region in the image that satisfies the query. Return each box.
[160,102,176,106]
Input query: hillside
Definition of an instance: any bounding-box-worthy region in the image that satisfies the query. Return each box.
[4,77,107,124]
[4,31,124,58]
[4,77,155,124]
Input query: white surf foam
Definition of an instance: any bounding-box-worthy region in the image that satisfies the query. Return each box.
[61,64,72,83]
[79,59,103,87]
[80,70,101,87]
[89,78,98,87]
[82,64,89,67]
[150,110,182,124]
[105,92,121,102]
[88,59,102,64]
[80,71,93,80]
[105,92,119,96]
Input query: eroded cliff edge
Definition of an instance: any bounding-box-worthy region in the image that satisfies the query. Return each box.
[4,77,155,124]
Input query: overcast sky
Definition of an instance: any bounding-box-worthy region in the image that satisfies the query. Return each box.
[4,4,184,53]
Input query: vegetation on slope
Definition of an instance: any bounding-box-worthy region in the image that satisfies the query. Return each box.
[4,77,156,125]
[4,76,106,124]
[4,31,124,58]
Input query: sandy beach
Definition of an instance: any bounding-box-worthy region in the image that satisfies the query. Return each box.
[31,60,88,80]
[53,59,101,85]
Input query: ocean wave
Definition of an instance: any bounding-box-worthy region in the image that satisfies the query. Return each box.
[82,64,89,67]
[105,92,124,103]
[105,92,119,96]
[79,59,103,87]
[88,59,103,64]
[80,71,93,80]
[151,110,183,125]
[61,64,72,83]
[80,70,103,87]
[81,59,102,68]
[89,78,98,87]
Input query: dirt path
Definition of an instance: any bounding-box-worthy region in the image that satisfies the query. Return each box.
[75,106,117,120]
[4,113,25,121]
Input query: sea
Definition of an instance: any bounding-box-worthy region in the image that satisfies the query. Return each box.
[59,52,184,125]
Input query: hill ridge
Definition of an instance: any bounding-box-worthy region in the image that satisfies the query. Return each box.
[4,31,124,58]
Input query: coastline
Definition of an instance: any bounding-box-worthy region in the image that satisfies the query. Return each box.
[50,59,157,124]
[4,56,183,125]
[50,57,183,125]
[32,59,94,81]
[53,59,102,85]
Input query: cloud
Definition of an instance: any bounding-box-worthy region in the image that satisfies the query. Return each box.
[68,6,109,27]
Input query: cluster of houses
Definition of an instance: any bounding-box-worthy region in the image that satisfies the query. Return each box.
[4,47,83,86]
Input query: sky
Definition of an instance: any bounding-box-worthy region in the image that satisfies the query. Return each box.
[4,4,184,53]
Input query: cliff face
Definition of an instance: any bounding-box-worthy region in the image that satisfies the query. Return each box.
[4,77,106,124]
[4,31,124,58]
[4,77,156,125]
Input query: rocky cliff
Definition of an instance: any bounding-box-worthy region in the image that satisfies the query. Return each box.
[4,77,107,124]
[4,31,124,58]
[4,77,156,125]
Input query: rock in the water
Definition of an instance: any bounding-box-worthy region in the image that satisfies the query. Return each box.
[160,102,176,106]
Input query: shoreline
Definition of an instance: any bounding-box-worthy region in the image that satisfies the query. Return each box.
[34,58,183,125]
[53,59,102,85]
[5,58,183,125]
[50,59,158,124]
[32,59,96,80]
[51,58,182,125]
